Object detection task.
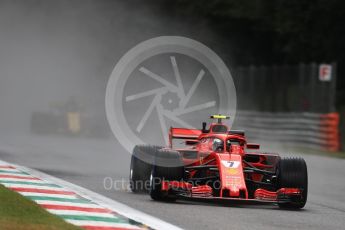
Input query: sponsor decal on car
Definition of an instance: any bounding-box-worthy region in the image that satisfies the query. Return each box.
[221,160,240,168]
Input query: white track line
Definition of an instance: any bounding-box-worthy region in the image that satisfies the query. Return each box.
[19,192,79,199]
[0,168,21,172]
[0,159,183,230]
[0,176,40,181]
[35,200,101,208]
[66,220,142,229]
[0,178,51,183]
[0,172,34,178]
[2,184,66,191]
[48,209,116,218]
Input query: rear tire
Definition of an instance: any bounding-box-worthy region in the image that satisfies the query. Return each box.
[149,149,184,201]
[277,157,308,209]
[130,145,162,193]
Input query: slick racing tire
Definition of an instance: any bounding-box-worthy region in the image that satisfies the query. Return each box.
[149,149,184,201]
[130,145,162,193]
[277,157,308,209]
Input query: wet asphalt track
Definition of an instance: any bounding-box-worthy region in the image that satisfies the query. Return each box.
[0,135,345,230]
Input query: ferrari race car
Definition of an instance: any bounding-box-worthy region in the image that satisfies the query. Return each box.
[130,115,308,209]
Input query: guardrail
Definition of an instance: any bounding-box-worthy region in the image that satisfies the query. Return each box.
[233,111,340,151]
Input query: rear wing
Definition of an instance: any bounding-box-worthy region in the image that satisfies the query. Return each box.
[169,128,202,148]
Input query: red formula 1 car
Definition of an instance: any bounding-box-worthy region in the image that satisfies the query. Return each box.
[130,115,308,209]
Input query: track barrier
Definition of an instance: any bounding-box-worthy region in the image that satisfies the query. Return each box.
[233,111,340,151]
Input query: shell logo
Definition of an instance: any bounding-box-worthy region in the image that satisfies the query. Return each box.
[227,168,238,175]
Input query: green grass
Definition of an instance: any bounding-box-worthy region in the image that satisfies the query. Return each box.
[0,185,82,230]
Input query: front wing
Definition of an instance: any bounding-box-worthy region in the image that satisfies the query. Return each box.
[161,181,302,204]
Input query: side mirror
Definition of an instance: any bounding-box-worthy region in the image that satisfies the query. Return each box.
[247,143,260,150]
[186,139,198,145]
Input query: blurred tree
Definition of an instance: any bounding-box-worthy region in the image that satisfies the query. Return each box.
[152,0,345,108]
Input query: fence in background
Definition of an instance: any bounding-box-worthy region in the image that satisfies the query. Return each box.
[233,111,340,152]
[230,63,340,152]
[232,63,337,113]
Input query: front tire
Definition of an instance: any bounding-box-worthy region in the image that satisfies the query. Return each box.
[130,145,162,193]
[277,157,308,209]
[149,149,184,201]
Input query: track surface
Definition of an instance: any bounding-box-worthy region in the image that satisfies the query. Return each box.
[0,135,344,230]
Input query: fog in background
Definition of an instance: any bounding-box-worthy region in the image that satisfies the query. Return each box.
[0,0,231,147]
